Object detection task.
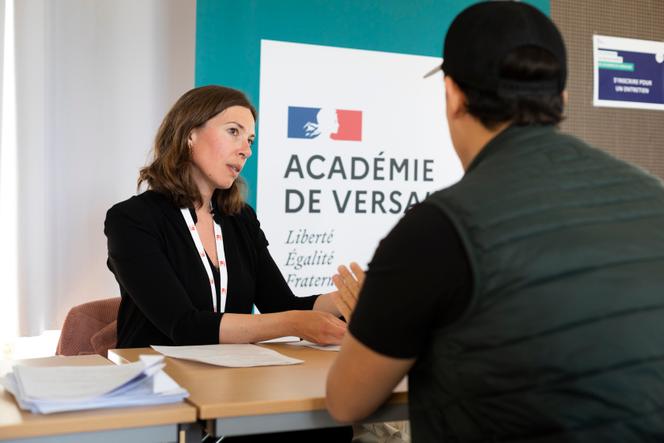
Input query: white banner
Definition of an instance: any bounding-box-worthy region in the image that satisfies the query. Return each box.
[257,40,462,295]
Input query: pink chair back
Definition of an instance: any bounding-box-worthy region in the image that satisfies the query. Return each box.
[56,297,120,357]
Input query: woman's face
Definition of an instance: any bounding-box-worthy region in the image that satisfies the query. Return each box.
[188,105,255,193]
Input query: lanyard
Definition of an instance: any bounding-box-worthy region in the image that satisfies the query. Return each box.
[180,208,228,313]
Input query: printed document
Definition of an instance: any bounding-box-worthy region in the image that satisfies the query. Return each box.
[152,344,303,367]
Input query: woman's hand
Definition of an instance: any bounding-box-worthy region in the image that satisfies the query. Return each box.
[331,262,365,323]
[291,310,347,345]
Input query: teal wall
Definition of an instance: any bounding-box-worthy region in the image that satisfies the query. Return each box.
[196,0,550,208]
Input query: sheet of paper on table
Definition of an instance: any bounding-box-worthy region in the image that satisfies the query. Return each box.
[151,344,303,367]
[286,340,341,352]
[258,335,301,344]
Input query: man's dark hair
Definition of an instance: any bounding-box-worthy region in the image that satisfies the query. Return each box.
[457,46,564,130]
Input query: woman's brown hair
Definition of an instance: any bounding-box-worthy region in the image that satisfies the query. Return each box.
[138,85,257,214]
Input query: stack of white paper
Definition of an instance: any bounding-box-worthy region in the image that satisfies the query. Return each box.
[0,355,188,414]
[152,344,304,367]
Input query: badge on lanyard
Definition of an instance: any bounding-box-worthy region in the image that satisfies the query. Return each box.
[180,208,228,312]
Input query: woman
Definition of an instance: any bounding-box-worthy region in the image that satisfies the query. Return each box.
[105,85,358,441]
[105,85,351,349]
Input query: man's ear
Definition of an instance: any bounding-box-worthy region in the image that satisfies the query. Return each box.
[562,89,569,106]
[444,76,466,119]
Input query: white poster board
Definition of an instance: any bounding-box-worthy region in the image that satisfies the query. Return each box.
[257,40,463,295]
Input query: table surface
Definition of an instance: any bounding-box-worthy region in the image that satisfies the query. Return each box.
[109,344,408,420]
[0,354,196,440]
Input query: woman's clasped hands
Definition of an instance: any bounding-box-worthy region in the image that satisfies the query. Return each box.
[290,262,365,346]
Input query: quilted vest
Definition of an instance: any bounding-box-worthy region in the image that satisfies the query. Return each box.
[415,125,664,442]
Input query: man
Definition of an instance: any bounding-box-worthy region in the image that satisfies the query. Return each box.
[327,2,664,441]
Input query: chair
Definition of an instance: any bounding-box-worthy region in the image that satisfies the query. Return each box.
[56,297,120,357]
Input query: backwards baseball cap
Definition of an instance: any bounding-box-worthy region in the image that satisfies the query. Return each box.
[424,1,567,95]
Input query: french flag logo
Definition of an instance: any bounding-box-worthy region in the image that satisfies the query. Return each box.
[287,106,362,141]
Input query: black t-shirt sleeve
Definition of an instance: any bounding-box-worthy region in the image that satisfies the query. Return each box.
[348,202,472,359]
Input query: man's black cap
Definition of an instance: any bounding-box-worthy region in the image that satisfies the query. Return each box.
[425,1,567,95]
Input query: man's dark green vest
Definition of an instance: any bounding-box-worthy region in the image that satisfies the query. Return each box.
[415,125,664,442]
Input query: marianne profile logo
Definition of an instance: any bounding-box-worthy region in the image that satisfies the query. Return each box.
[287,106,362,141]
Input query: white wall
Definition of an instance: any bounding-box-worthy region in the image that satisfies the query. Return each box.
[0,0,5,126]
[15,0,195,335]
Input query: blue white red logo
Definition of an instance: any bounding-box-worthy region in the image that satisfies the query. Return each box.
[287,106,362,141]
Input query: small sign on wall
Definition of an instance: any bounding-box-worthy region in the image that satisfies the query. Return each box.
[593,35,664,111]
